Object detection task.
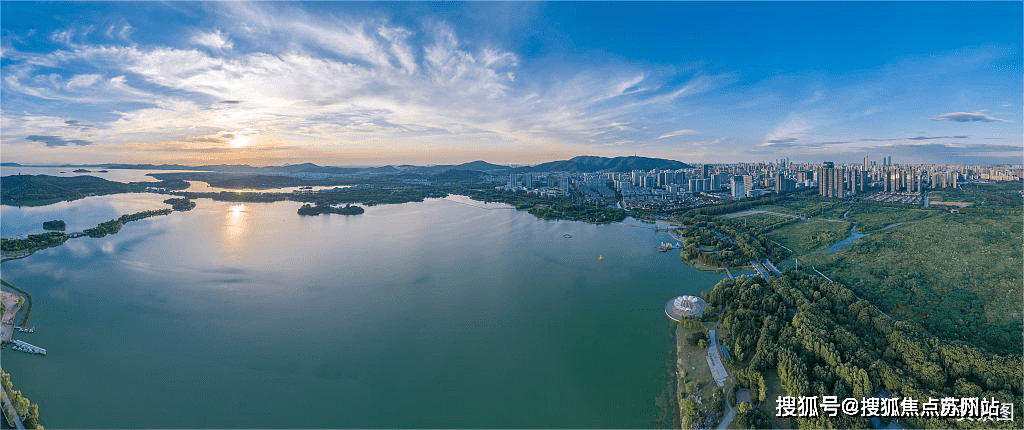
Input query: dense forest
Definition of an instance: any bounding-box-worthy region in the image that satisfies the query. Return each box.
[297,203,365,216]
[0,174,188,206]
[0,232,67,253]
[0,370,43,430]
[706,271,1022,429]
[457,188,626,223]
[675,213,788,268]
[83,209,174,238]
[163,198,196,211]
[41,220,65,231]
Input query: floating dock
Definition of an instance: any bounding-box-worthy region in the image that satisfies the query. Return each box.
[9,340,45,355]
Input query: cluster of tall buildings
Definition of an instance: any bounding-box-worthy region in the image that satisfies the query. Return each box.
[501,157,1020,208]
[506,173,572,196]
[817,162,868,198]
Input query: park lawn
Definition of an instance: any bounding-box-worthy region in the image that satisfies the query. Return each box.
[821,209,1023,354]
[677,323,726,429]
[721,212,793,230]
[930,181,1022,209]
[758,197,836,217]
[677,325,713,392]
[748,204,799,217]
[818,199,939,232]
[758,370,790,430]
[768,218,851,255]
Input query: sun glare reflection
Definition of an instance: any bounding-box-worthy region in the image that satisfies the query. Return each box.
[223,204,248,250]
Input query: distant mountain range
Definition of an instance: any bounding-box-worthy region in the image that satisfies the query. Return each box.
[1,156,691,176]
[520,156,691,173]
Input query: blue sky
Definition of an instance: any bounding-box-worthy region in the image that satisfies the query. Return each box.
[1,1,1021,165]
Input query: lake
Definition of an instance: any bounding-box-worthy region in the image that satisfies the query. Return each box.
[0,166,200,183]
[0,194,724,428]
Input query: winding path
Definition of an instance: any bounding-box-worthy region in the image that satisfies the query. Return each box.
[0,386,25,430]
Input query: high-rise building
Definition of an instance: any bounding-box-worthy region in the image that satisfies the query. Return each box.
[711,172,730,190]
[775,173,795,193]
[818,162,838,198]
[731,175,745,199]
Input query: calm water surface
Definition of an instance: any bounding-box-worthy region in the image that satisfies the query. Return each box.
[1,195,723,428]
[0,166,200,182]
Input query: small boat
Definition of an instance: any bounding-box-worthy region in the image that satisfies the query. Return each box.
[597,255,604,261]
[562,233,573,238]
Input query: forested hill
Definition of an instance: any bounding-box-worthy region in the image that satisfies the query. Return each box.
[0,174,188,206]
[707,271,1022,429]
[524,155,691,172]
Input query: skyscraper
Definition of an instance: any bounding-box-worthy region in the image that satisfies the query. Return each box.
[731,175,745,199]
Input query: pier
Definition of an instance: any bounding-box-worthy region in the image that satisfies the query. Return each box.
[9,340,45,355]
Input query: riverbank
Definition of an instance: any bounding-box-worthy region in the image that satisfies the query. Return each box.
[0,280,30,328]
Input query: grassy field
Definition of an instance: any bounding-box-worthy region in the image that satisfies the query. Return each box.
[756,195,838,217]
[761,188,1022,355]
[676,323,725,429]
[822,209,1022,354]
[768,218,851,255]
[930,181,1023,209]
[720,212,794,230]
[815,201,936,232]
[759,371,789,430]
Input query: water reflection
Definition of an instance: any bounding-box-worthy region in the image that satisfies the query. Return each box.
[185,180,352,193]
[223,204,248,251]
[1,193,175,236]
[0,197,727,428]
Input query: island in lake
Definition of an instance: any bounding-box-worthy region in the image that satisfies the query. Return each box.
[42,220,66,231]
[298,203,365,216]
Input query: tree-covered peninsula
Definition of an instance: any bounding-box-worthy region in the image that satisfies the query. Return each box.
[297,203,365,216]
[0,174,189,206]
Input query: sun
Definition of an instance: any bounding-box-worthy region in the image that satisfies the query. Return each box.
[228,134,253,148]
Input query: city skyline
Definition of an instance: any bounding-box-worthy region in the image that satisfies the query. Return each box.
[2,1,1022,166]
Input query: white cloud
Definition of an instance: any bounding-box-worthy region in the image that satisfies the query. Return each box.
[191,30,234,50]
[657,129,699,140]
[762,113,812,146]
[2,2,744,164]
[930,111,1007,123]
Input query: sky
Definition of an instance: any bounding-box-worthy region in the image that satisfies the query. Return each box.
[1,1,1021,166]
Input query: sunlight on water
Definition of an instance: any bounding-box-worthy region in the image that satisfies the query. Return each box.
[223,203,248,250]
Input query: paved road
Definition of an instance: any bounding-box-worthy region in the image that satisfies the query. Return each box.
[707,329,729,386]
[716,403,736,430]
[0,386,25,430]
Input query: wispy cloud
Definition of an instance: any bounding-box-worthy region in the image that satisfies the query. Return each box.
[858,135,968,142]
[657,129,699,140]
[2,2,1020,165]
[191,30,233,51]
[930,111,1007,123]
[761,114,812,146]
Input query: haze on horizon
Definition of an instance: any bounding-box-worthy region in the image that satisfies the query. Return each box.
[1,1,1021,167]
